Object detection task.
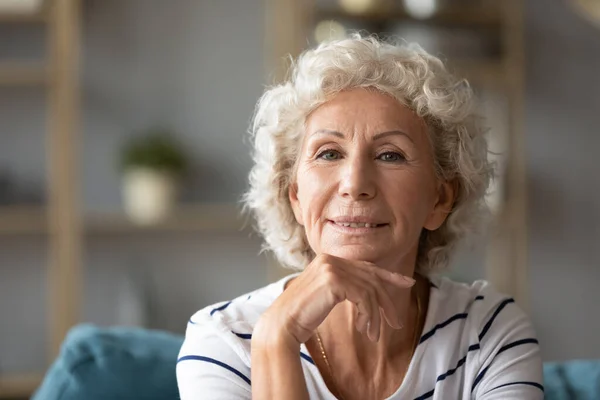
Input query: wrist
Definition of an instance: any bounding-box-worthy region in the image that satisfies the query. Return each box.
[252,312,301,353]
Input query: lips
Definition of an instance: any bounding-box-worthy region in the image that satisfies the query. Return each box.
[332,221,386,228]
[327,217,390,233]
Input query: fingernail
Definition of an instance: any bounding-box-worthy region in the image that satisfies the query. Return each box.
[402,276,416,284]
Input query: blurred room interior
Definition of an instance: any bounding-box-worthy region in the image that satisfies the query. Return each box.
[0,0,599,398]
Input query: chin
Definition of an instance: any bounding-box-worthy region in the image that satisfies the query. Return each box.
[326,245,383,264]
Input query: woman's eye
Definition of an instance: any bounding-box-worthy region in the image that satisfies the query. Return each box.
[317,150,341,161]
[377,152,405,162]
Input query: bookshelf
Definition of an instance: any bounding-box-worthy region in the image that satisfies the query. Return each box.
[0,0,79,397]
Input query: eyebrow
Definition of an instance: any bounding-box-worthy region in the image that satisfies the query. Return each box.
[310,129,414,143]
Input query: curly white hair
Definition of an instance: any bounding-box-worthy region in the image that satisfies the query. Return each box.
[242,34,493,274]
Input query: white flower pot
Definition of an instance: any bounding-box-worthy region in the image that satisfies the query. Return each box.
[122,168,178,225]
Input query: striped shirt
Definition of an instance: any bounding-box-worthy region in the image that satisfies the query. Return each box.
[177,274,543,399]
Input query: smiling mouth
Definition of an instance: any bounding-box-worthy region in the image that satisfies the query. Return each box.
[328,220,388,229]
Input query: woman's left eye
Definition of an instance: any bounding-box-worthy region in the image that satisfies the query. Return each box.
[377,152,405,162]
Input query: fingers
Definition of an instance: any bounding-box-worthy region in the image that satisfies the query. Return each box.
[327,257,415,341]
[354,306,370,334]
[344,269,410,342]
[371,266,416,289]
[280,254,415,345]
[339,269,381,341]
[348,266,403,331]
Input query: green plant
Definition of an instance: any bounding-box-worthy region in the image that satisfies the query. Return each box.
[119,128,189,176]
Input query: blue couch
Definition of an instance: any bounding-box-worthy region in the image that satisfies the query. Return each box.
[33,324,600,399]
[33,325,183,400]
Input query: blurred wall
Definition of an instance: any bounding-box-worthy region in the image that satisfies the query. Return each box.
[525,0,600,361]
[0,0,269,372]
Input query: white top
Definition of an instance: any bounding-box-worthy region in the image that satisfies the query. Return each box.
[177,274,543,399]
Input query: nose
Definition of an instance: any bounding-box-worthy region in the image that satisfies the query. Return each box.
[338,155,376,200]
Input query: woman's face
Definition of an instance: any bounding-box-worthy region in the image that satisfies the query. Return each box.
[289,88,455,270]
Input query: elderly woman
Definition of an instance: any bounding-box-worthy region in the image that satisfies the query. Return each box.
[177,36,542,399]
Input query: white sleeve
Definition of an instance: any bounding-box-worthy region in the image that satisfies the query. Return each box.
[473,298,544,400]
[177,320,252,400]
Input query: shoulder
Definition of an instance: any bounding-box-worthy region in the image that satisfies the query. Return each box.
[424,276,542,395]
[178,273,297,366]
[176,274,298,397]
[421,276,533,362]
[429,276,533,341]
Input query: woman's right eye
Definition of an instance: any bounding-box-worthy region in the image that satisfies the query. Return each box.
[317,149,341,161]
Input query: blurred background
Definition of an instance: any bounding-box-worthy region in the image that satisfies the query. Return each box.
[0,0,598,398]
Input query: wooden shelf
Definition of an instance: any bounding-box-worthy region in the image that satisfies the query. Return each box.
[0,63,48,86]
[0,12,46,23]
[0,204,254,236]
[0,373,43,398]
[85,204,250,234]
[315,6,502,26]
[0,206,47,234]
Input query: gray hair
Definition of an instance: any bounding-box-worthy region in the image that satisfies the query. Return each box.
[243,35,493,274]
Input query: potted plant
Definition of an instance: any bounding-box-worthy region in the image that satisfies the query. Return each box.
[119,128,188,225]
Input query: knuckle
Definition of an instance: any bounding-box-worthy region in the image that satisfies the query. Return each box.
[321,264,339,284]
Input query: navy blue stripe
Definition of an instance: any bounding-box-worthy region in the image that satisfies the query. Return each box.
[177,355,251,385]
[419,296,485,344]
[210,301,232,316]
[471,338,539,392]
[420,313,467,344]
[414,389,435,400]
[486,381,544,393]
[479,298,514,341]
[232,331,252,339]
[188,319,196,325]
[414,344,481,399]
[414,356,467,400]
[472,365,490,392]
[468,343,481,352]
[223,331,314,366]
[497,338,538,355]
[300,352,315,365]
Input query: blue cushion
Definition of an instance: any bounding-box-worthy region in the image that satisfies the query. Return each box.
[33,324,184,400]
[34,324,600,400]
[544,359,600,400]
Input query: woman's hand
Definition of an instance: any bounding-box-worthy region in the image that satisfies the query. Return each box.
[255,254,416,348]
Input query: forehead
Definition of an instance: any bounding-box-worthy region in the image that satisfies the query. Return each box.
[305,88,425,136]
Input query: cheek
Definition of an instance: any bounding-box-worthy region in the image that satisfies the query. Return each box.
[389,173,437,218]
[297,164,333,198]
[295,166,338,234]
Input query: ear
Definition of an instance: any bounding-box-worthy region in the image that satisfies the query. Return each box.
[288,181,304,226]
[424,179,457,231]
